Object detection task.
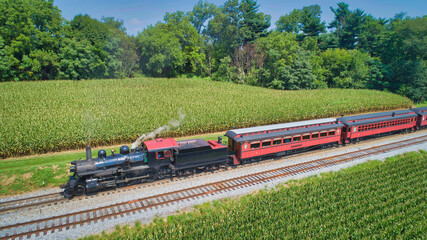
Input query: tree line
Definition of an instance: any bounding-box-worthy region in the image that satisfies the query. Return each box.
[0,0,425,102]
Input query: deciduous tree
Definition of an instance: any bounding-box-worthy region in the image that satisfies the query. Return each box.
[276,5,325,39]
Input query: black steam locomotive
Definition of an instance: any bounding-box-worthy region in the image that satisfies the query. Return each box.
[62,138,227,197]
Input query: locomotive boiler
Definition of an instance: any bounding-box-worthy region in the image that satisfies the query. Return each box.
[63,145,150,197]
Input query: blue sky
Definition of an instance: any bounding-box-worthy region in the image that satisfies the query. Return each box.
[55,0,426,36]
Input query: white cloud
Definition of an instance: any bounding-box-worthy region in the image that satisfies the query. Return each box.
[129,18,143,26]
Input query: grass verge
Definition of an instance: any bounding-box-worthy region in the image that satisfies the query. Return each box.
[415,101,427,107]
[82,150,426,239]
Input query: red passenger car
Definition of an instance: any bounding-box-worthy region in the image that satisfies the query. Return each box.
[225,118,344,165]
[412,107,427,129]
[338,109,418,143]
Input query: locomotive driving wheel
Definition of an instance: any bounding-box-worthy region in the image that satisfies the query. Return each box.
[75,184,86,196]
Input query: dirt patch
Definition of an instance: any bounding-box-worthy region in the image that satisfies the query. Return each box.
[54,173,67,179]
[23,172,33,180]
[52,164,59,173]
[1,175,16,186]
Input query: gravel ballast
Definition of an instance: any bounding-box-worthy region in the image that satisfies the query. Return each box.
[1,130,426,240]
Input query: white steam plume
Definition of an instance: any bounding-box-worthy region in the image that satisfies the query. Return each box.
[131,110,186,149]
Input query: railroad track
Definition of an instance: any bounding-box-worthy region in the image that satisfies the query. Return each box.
[3,130,424,214]
[0,166,230,214]
[1,134,425,240]
[0,193,63,213]
[1,133,425,212]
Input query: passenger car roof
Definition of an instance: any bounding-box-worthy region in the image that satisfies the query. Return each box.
[412,107,427,115]
[228,123,344,143]
[342,114,418,126]
[225,118,337,139]
[338,109,415,124]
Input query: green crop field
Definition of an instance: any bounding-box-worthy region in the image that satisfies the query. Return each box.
[0,78,412,158]
[83,150,427,240]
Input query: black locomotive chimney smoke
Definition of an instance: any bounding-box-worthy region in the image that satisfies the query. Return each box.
[86,147,92,160]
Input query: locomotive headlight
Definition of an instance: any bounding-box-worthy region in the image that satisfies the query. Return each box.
[70,166,76,173]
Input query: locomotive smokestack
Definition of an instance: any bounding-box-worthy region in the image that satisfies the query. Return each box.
[86,147,92,160]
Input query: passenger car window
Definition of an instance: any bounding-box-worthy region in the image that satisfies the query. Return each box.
[251,143,260,149]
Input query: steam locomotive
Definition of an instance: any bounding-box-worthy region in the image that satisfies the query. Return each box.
[62,138,227,197]
[62,107,427,197]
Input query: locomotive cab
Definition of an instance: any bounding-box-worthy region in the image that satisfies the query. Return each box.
[141,138,178,177]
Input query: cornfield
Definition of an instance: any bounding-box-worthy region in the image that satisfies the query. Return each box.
[84,151,426,239]
[0,78,412,158]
